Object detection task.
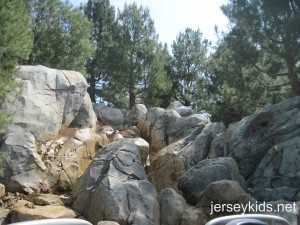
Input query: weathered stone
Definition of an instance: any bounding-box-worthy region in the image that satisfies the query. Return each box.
[97,222,120,225]
[124,104,147,127]
[10,200,80,223]
[180,207,209,225]
[25,193,72,206]
[148,127,203,193]
[0,183,5,198]
[249,186,299,202]
[198,180,255,208]
[159,188,187,225]
[0,66,98,193]
[208,133,225,158]
[249,136,300,202]
[93,104,124,130]
[225,97,300,181]
[178,157,245,205]
[180,122,226,167]
[138,107,209,152]
[71,140,159,225]
[70,92,97,129]
[167,101,194,117]
[125,138,149,166]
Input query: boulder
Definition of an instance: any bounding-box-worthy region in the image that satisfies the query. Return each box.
[148,127,203,193]
[167,101,194,117]
[249,136,300,202]
[180,122,226,167]
[124,104,147,127]
[148,123,225,193]
[2,66,94,142]
[158,188,187,225]
[208,133,225,158]
[0,183,5,198]
[178,157,245,205]
[197,180,256,210]
[0,66,98,192]
[71,140,159,225]
[225,97,300,181]
[138,107,209,152]
[97,222,120,225]
[10,200,80,223]
[93,104,124,130]
[158,188,210,225]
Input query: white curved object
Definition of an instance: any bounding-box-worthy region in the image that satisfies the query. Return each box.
[10,218,92,225]
[206,214,290,225]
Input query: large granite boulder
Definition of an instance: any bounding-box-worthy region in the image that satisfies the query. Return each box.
[147,123,225,193]
[224,97,300,201]
[138,107,209,152]
[225,97,300,178]
[178,157,245,205]
[71,140,159,225]
[158,188,209,225]
[124,104,147,128]
[0,65,98,192]
[93,104,124,130]
[167,101,194,117]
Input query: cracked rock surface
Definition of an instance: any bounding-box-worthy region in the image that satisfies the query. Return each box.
[71,140,159,225]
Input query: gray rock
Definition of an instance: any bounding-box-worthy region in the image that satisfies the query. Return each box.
[208,133,225,158]
[2,66,90,142]
[93,104,124,130]
[124,104,147,127]
[249,136,300,202]
[180,122,226,167]
[159,188,187,225]
[167,101,194,117]
[71,140,159,225]
[70,92,97,129]
[225,96,300,181]
[178,157,245,205]
[138,107,209,152]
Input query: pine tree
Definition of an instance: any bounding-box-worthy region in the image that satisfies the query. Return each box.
[27,0,93,75]
[84,0,116,102]
[0,0,32,131]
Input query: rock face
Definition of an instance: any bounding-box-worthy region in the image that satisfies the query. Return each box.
[71,140,159,225]
[0,65,99,193]
[178,157,245,205]
[138,107,209,152]
[224,97,300,202]
[1,65,299,225]
[93,104,124,130]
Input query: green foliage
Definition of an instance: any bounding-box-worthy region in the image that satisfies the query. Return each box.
[27,0,94,75]
[0,0,32,132]
[105,3,170,108]
[169,28,211,107]
[84,0,116,102]
[221,0,300,95]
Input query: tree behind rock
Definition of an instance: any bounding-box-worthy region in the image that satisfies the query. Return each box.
[0,0,32,131]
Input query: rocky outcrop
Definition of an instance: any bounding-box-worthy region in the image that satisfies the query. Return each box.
[224,97,300,202]
[178,157,245,205]
[93,104,124,130]
[1,65,299,225]
[138,107,209,152]
[0,65,100,193]
[71,140,159,225]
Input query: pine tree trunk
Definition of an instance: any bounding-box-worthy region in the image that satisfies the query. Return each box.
[87,74,96,103]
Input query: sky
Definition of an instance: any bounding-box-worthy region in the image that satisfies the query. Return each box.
[69,0,229,48]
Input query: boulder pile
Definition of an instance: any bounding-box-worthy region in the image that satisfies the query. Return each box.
[0,66,299,225]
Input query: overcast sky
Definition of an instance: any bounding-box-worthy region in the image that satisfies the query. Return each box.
[69,0,229,47]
